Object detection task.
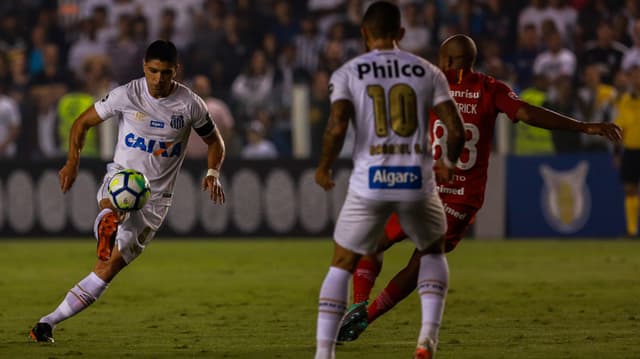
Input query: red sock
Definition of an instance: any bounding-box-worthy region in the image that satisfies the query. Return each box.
[367,281,404,324]
[352,258,381,303]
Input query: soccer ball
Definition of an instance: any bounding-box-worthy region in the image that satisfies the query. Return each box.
[108,169,151,211]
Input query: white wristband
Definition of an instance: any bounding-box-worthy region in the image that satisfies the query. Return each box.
[206,168,220,178]
[441,156,455,169]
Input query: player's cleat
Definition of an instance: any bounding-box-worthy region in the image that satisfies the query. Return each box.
[337,301,368,342]
[414,339,437,359]
[29,322,55,343]
[96,211,119,261]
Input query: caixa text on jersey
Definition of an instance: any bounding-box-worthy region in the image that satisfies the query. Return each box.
[124,132,182,157]
[357,60,425,79]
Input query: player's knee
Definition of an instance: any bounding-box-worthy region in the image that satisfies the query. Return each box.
[331,245,362,272]
[418,236,446,255]
[99,198,117,211]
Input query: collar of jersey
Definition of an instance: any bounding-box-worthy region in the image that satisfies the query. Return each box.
[142,78,177,103]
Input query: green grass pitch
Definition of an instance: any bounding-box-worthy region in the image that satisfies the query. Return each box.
[0,238,638,358]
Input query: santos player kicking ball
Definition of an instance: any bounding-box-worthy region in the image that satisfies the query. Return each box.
[338,34,623,345]
[29,40,226,342]
[313,2,465,358]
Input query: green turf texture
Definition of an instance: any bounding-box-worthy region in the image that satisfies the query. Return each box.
[0,239,638,358]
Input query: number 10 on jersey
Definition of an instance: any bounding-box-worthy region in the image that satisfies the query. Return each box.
[367,84,418,137]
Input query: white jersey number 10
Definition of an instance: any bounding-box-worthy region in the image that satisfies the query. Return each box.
[367,84,418,137]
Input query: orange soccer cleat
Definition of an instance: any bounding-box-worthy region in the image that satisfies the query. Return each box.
[414,339,437,359]
[96,211,119,261]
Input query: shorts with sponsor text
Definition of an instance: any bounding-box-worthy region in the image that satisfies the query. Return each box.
[334,190,446,255]
[97,163,169,264]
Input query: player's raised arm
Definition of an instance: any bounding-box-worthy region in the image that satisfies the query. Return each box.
[201,126,226,204]
[433,99,465,181]
[515,103,623,143]
[59,106,103,193]
[315,99,354,191]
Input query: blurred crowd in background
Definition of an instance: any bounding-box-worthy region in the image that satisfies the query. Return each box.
[0,0,637,161]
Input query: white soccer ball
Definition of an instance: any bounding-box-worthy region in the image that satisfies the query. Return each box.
[108,169,151,211]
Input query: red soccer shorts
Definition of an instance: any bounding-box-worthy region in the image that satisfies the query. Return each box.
[383,202,479,253]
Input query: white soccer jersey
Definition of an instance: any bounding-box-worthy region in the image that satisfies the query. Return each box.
[329,47,452,201]
[94,78,215,205]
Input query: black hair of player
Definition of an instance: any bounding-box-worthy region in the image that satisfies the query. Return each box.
[144,40,178,65]
[362,1,401,39]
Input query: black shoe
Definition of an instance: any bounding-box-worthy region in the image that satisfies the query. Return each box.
[29,322,55,343]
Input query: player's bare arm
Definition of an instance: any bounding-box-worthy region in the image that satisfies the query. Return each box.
[59,106,103,193]
[432,99,465,182]
[516,103,623,143]
[201,127,226,204]
[315,99,354,191]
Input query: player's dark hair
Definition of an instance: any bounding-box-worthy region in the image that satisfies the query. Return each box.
[144,40,178,65]
[362,1,401,39]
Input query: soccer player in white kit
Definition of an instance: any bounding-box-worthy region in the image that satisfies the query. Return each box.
[313,2,465,358]
[29,40,226,343]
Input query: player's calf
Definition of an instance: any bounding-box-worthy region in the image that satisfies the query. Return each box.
[94,208,119,261]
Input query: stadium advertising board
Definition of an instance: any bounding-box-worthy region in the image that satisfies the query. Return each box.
[506,153,626,237]
[0,160,351,237]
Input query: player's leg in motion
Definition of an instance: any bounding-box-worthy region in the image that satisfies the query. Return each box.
[315,243,359,359]
[338,213,409,342]
[29,243,128,342]
[352,253,382,304]
[396,196,449,359]
[94,199,122,261]
[351,213,404,304]
[621,151,640,237]
[623,183,639,236]
[315,193,387,359]
[30,189,148,343]
[366,205,472,326]
[414,244,448,359]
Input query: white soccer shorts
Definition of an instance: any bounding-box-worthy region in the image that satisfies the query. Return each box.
[334,190,446,255]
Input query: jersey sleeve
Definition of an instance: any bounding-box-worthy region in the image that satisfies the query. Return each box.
[329,66,352,103]
[432,70,453,106]
[493,80,525,121]
[191,95,216,138]
[93,85,127,121]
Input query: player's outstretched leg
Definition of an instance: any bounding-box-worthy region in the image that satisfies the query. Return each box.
[29,272,108,342]
[337,253,381,342]
[352,255,381,304]
[415,252,449,358]
[338,251,419,342]
[30,245,127,342]
[338,213,411,342]
[368,249,420,323]
[94,207,120,261]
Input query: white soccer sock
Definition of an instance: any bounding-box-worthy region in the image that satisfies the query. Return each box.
[40,272,108,327]
[315,266,350,359]
[417,254,449,346]
[93,208,114,241]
